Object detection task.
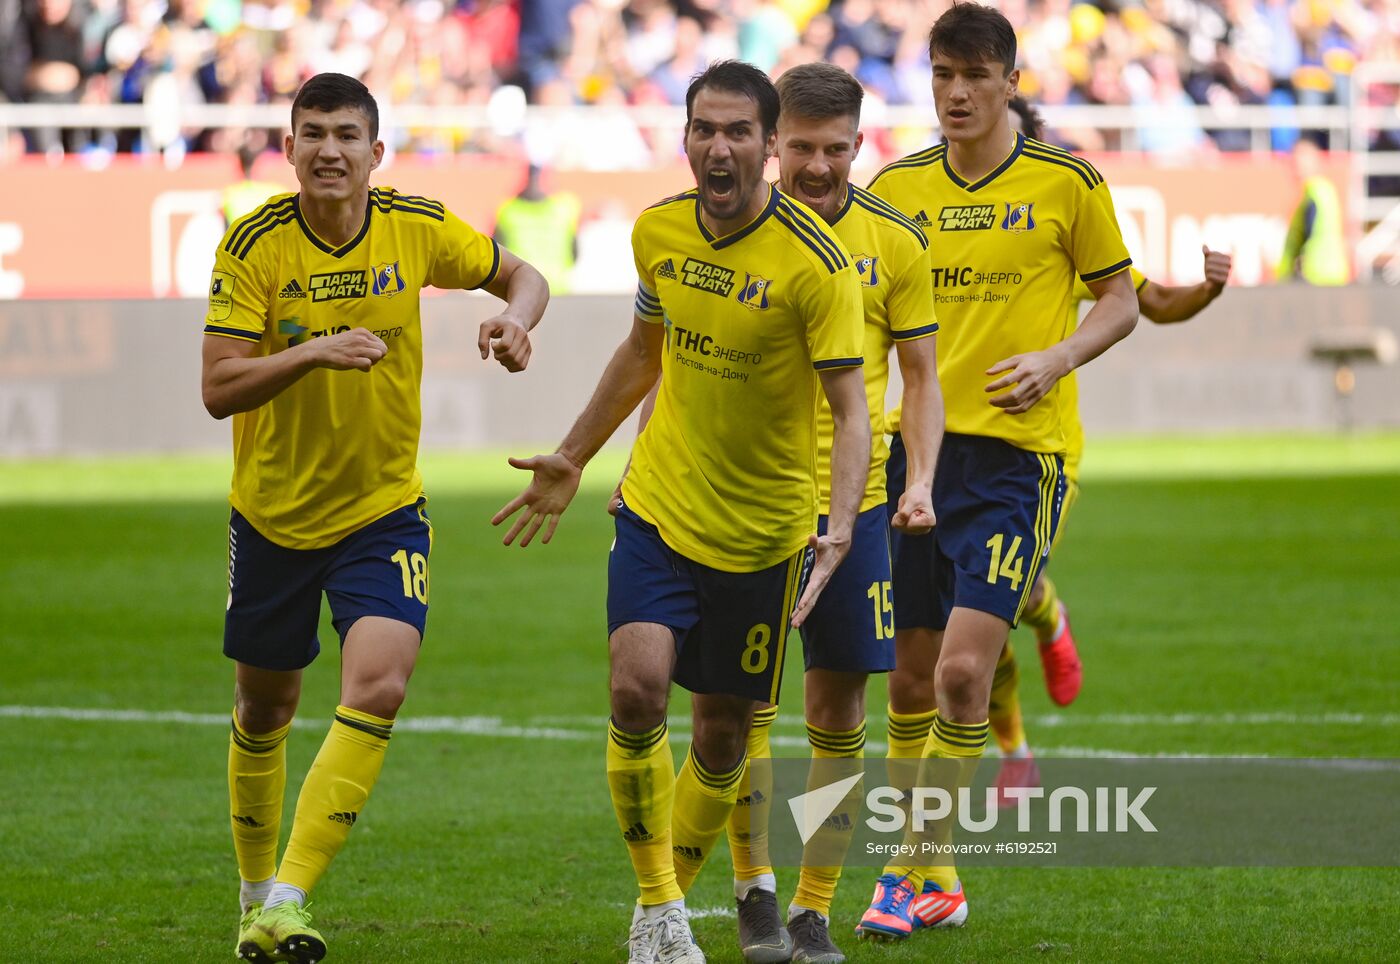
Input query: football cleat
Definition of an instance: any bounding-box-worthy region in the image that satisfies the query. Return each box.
[1038,601,1082,706]
[626,912,656,964]
[789,909,845,963]
[994,751,1041,810]
[735,888,792,963]
[239,902,325,964]
[235,903,281,962]
[911,880,968,929]
[854,873,917,940]
[653,907,706,963]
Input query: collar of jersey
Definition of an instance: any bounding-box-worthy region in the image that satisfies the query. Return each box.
[293,194,372,258]
[941,132,1025,193]
[694,184,780,249]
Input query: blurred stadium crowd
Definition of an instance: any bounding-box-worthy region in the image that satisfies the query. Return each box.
[4,0,1399,159]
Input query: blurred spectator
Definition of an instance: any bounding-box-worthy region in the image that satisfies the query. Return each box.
[1277,138,1350,284]
[493,164,581,293]
[5,0,1400,167]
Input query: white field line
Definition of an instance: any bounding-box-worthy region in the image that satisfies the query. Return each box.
[4,705,1397,766]
[527,711,1400,728]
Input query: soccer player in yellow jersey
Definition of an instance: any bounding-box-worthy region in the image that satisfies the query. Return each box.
[703,62,943,964]
[201,73,549,964]
[987,97,1233,802]
[855,4,1139,940]
[492,61,869,964]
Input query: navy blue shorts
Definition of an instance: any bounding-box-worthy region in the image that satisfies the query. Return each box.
[224,499,433,671]
[886,432,1063,630]
[799,505,896,673]
[607,503,811,704]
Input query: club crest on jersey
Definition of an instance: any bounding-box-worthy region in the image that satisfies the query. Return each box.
[854,254,879,288]
[372,261,405,297]
[1002,202,1037,232]
[737,273,771,310]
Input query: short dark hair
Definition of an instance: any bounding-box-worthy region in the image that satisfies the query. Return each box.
[684,60,780,137]
[1008,95,1044,140]
[928,2,1018,77]
[775,62,864,125]
[291,73,380,140]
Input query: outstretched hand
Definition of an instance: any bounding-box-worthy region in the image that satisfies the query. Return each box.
[985,346,1069,415]
[478,316,532,372]
[490,452,583,546]
[790,531,851,628]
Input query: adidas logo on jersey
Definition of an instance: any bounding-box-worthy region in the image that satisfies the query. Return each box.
[622,821,653,842]
[279,279,307,299]
[657,258,678,280]
[912,209,933,227]
[328,811,358,825]
[673,845,702,861]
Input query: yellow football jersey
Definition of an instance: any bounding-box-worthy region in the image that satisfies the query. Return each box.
[1061,266,1147,481]
[623,185,865,572]
[869,134,1131,454]
[204,187,500,549]
[815,185,937,514]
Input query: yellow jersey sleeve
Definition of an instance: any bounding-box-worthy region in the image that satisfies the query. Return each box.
[1073,183,1133,284]
[205,198,294,342]
[426,206,501,291]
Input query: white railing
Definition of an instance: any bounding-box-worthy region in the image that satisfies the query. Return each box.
[0,101,1394,148]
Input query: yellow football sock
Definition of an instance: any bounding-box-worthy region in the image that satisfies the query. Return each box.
[884,714,988,893]
[988,643,1026,753]
[275,706,392,894]
[607,718,682,906]
[791,721,865,918]
[672,744,746,894]
[1023,575,1061,644]
[885,706,936,824]
[229,714,290,884]
[726,706,777,882]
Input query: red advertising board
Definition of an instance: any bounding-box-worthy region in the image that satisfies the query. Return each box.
[0,152,1344,298]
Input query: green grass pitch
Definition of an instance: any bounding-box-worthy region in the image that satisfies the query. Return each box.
[2,434,1399,962]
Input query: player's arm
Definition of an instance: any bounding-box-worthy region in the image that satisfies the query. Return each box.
[475,246,550,372]
[985,269,1137,415]
[201,329,387,419]
[608,376,661,516]
[890,334,942,535]
[792,365,870,627]
[1137,246,1231,324]
[491,314,665,546]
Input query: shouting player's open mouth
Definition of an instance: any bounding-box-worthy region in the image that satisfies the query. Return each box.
[705,167,736,205]
[793,175,834,209]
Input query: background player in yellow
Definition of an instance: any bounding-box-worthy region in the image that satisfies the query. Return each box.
[201,73,549,964]
[987,95,1235,802]
[491,61,869,964]
[710,62,943,964]
[857,3,1139,940]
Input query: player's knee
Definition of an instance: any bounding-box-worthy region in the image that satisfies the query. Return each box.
[691,714,749,771]
[936,655,986,707]
[342,677,408,720]
[609,677,667,731]
[235,690,298,733]
[888,665,937,714]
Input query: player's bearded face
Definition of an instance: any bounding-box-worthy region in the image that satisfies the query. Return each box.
[685,88,776,226]
[777,113,862,224]
[286,106,384,202]
[932,54,1019,144]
